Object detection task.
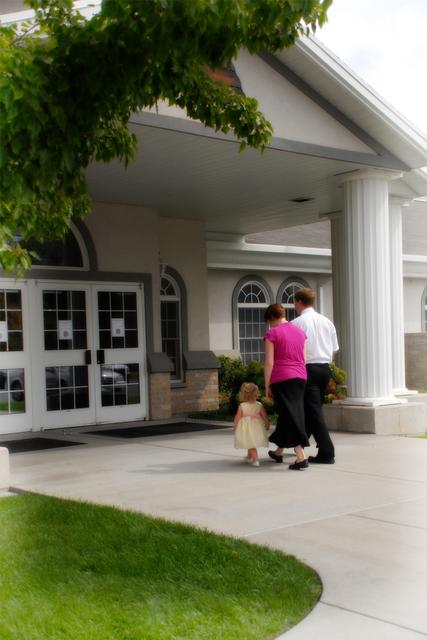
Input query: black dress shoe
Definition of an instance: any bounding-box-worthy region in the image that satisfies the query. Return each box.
[289,459,308,470]
[308,455,335,464]
[268,450,283,463]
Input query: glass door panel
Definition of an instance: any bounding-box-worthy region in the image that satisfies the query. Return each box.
[35,283,96,429]
[0,281,33,434]
[93,285,146,423]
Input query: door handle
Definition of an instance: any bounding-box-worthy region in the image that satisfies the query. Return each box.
[96,349,105,365]
[85,350,92,365]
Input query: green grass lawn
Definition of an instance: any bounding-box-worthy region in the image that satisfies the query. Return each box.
[0,494,321,640]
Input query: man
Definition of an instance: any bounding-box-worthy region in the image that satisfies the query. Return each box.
[292,288,338,464]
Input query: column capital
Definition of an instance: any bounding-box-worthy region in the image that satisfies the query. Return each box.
[319,210,342,221]
[389,196,410,208]
[337,168,403,185]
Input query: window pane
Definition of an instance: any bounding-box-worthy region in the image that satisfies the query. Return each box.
[101,364,140,407]
[46,366,88,411]
[23,232,83,267]
[8,333,23,351]
[161,300,182,381]
[6,290,21,310]
[111,293,123,311]
[123,293,136,311]
[238,298,267,364]
[7,311,22,331]
[98,292,110,310]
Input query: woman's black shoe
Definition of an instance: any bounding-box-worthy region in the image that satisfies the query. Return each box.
[268,450,283,463]
[289,459,308,470]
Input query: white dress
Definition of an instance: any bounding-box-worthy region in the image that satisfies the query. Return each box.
[234,401,269,449]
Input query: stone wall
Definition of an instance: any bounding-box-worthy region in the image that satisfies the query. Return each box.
[171,370,219,415]
[405,333,427,390]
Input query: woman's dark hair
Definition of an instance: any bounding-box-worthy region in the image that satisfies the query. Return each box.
[264,303,285,321]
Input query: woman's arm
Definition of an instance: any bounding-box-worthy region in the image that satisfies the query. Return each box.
[259,404,270,430]
[264,339,274,399]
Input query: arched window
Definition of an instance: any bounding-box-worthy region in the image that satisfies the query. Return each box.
[278,278,310,321]
[236,280,271,364]
[18,222,90,269]
[160,274,183,381]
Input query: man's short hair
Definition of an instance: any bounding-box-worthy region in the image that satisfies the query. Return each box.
[294,287,316,307]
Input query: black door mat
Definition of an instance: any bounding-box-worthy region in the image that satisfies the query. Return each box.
[85,422,228,438]
[1,438,85,454]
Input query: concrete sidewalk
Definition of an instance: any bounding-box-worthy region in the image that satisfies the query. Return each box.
[5,427,427,639]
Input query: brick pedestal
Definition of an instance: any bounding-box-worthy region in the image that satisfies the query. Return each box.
[405,333,427,390]
[149,373,172,420]
[171,370,219,415]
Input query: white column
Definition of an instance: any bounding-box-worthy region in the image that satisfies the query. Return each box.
[389,198,415,395]
[338,170,403,405]
[330,212,348,371]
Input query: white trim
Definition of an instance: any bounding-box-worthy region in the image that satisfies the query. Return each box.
[0,1,102,25]
[207,239,331,273]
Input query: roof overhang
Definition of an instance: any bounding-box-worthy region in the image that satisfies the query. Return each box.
[4,2,427,235]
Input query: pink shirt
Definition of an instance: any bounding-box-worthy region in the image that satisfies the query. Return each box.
[264,322,307,383]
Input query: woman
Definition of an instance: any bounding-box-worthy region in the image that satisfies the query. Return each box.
[264,303,309,470]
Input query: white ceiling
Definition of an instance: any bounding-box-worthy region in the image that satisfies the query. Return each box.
[85,122,374,235]
[85,119,423,235]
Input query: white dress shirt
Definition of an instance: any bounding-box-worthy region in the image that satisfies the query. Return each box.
[292,307,339,364]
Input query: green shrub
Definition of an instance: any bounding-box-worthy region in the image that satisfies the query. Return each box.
[218,356,273,414]
[218,356,347,409]
[325,363,347,403]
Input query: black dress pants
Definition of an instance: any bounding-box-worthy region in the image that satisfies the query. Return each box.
[305,363,335,459]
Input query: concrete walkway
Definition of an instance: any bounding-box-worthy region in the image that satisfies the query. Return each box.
[4,426,427,639]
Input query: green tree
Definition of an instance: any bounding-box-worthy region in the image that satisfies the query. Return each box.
[0,0,331,272]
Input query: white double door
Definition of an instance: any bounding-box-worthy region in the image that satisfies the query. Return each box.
[32,281,147,429]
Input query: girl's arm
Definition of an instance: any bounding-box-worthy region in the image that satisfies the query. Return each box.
[259,404,270,430]
[233,405,243,430]
[264,339,274,399]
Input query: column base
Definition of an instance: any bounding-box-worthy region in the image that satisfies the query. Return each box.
[324,402,426,434]
[394,388,419,396]
[336,396,407,407]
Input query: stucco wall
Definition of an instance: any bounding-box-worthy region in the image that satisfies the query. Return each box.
[86,202,159,273]
[85,202,162,349]
[159,217,210,351]
[234,50,374,153]
[207,269,328,354]
[403,279,426,333]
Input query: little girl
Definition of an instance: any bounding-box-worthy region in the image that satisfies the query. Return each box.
[233,383,270,467]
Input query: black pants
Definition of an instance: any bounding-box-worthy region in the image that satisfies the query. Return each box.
[305,363,335,459]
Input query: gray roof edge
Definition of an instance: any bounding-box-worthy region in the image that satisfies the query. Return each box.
[183,351,220,370]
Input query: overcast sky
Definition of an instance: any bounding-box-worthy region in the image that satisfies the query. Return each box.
[317,0,427,136]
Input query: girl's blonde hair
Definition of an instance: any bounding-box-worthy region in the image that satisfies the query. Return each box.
[238,382,260,403]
